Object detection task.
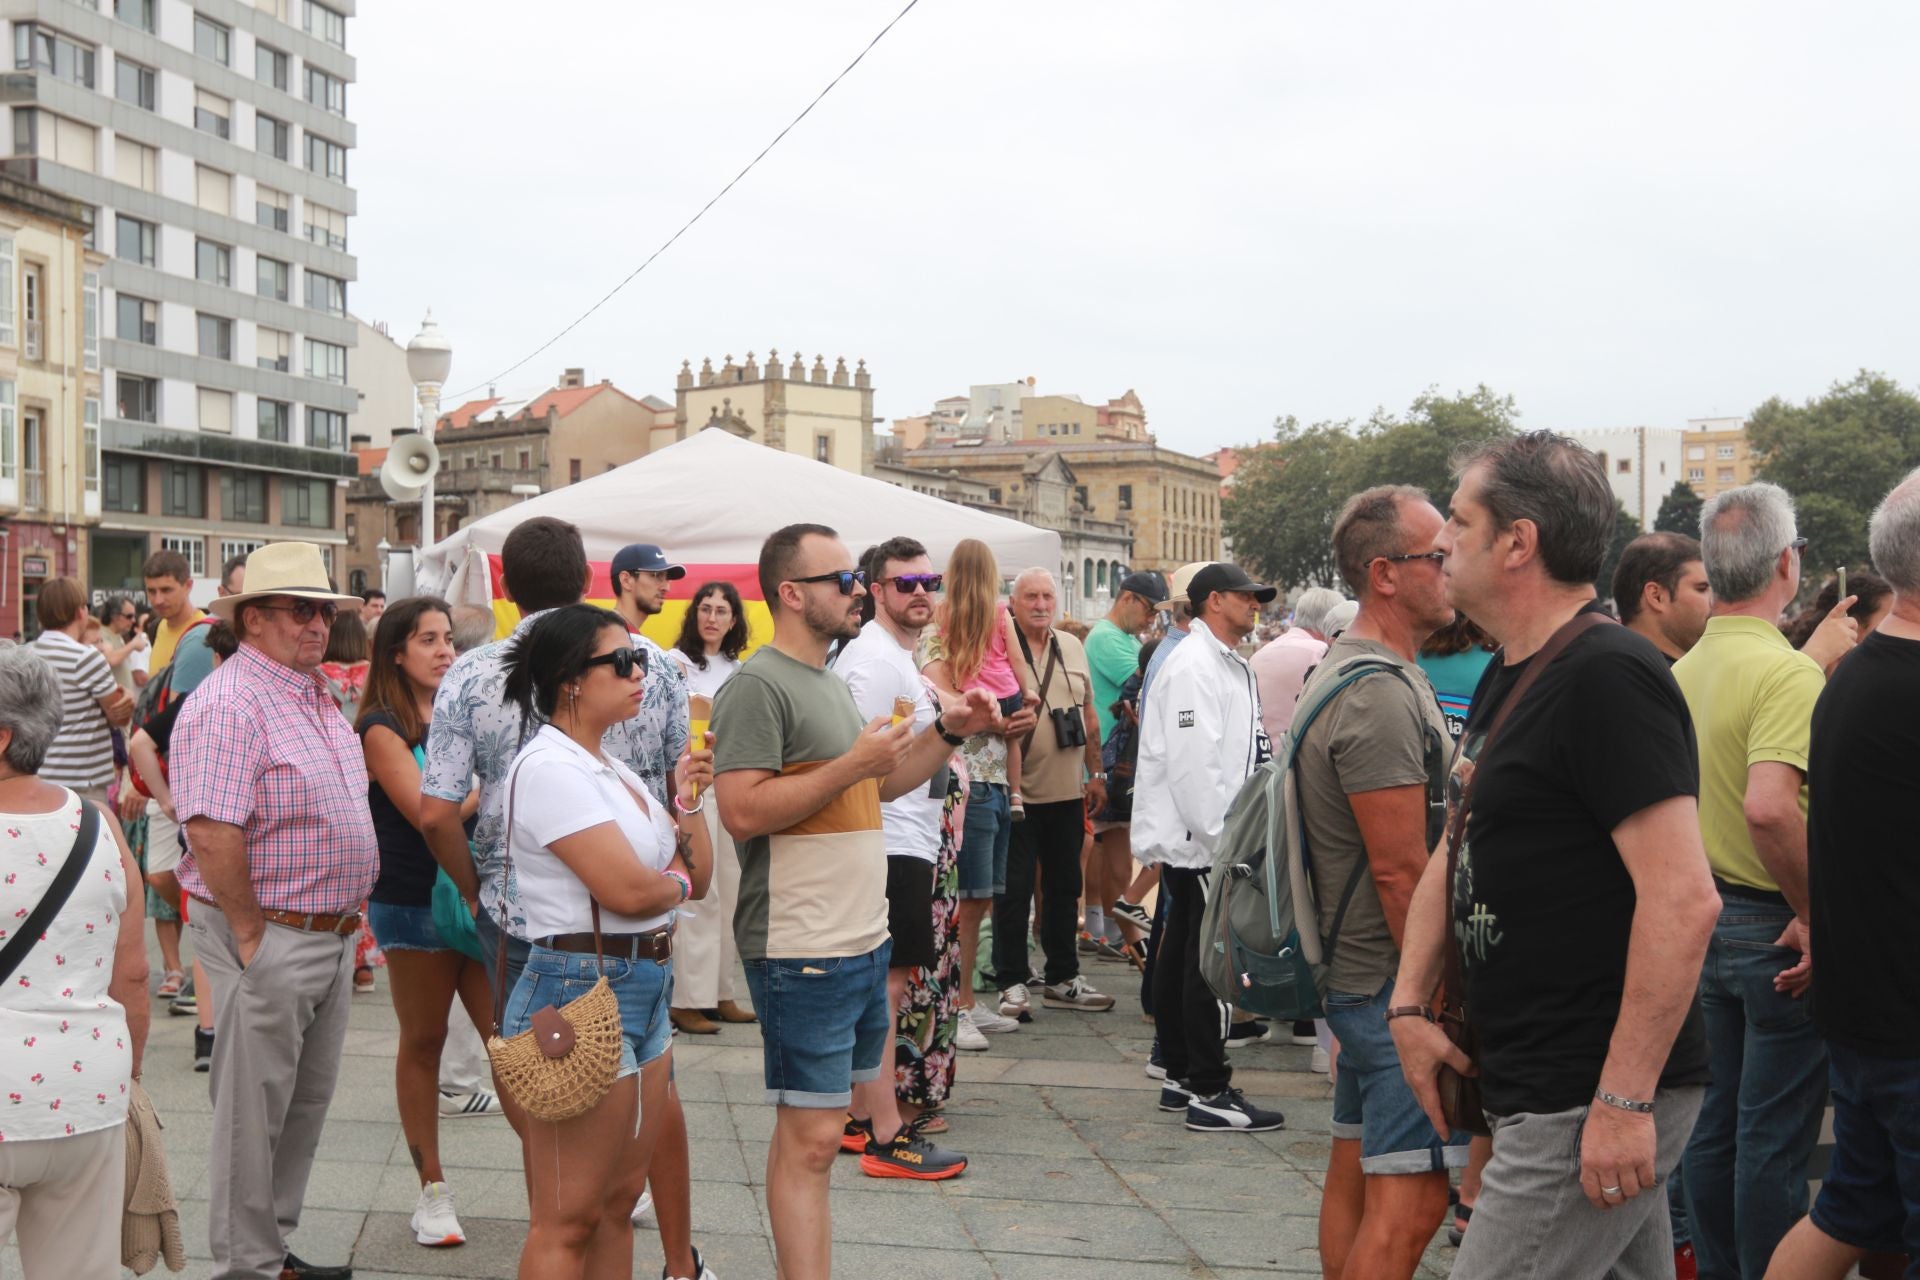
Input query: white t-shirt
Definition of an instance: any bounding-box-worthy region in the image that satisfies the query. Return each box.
[670,649,740,703]
[834,619,942,864]
[504,725,679,938]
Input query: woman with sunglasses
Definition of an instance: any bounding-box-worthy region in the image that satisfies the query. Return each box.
[500,604,717,1280]
[666,582,753,1035]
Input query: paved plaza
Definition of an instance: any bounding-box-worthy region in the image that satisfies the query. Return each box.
[46,936,1457,1278]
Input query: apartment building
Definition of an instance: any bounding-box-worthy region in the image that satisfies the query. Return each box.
[2,0,358,601]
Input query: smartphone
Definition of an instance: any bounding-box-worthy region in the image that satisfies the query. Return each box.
[1837,566,1847,598]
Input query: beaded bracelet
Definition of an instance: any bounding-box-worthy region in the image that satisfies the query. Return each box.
[662,869,692,904]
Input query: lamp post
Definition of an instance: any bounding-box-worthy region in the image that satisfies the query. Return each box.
[404,311,452,549]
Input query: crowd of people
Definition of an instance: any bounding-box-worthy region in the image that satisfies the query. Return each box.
[0,430,1916,1280]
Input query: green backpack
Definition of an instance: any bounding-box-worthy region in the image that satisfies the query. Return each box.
[1199,654,1444,1020]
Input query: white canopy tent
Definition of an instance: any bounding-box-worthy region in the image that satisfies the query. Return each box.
[417,428,1062,609]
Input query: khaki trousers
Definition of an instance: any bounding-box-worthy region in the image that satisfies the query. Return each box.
[0,1123,126,1277]
[671,800,741,1009]
[191,902,353,1280]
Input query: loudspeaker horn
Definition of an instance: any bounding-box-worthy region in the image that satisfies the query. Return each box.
[380,433,440,503]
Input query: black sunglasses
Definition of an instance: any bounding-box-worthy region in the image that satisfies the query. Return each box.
[881,573,943,594]
[787,569,868,596]
[1378,551,1447,566]
[255,599,339,626]
[584,646,648,679]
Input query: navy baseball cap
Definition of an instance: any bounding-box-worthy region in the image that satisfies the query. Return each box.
[1116,570,1168,605]
[610,543,685,581]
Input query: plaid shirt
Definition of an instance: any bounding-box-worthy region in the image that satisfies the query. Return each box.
[172,643,379,914]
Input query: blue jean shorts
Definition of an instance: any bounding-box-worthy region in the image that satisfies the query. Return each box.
[501,945,674,1080]
[1326,977,1471,1175]
[475,906,533,1004]
[1809,1042,1920,1257]
[742,941,892,1108]
[366,900,449,953]
[957,781,1010,900]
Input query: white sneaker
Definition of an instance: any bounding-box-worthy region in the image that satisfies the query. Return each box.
[967,1004,1021,1034]
[631,1188,654,1226]
[437,1087,498,1118]
[954,1009,990,1051]
[665,1243,717,1280]
[1042,976,1116,1012]
[998,982,1032,1020]
[1310,1045,1331,1074]
[411,1180,465,1247]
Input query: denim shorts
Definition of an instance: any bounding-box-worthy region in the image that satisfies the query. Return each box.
[501,945,673,1079]
[475,906,533,1004]
[1809,1042,1920,1257]
[366,900,451,953]
[742,941,892,1108]
[1326,977,1471,1175]
[957,781,1010,900]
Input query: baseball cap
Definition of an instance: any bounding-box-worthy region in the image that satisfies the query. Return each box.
[1157,562,1210,612]
[1187,562,1278,609]
[1116,570,1168,606]
[610,543,686,582]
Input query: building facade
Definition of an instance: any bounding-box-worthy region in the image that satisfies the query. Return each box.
[3,0,360,603]
[1682,416,1752,500]
[1567,426,1684,523]
[346,312,408,447]
[0,173,103,637]
[673,350,876,474]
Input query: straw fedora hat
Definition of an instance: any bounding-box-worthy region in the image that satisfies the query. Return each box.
[1156,562,1209,612]
[207,542,364,620]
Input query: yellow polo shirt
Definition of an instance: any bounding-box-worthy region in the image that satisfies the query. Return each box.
[151,608,206,671]
[1672,615,1825,893]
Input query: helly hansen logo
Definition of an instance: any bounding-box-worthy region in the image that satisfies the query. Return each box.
[1178,710,1195,728]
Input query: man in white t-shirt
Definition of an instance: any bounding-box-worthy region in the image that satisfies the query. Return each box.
[833,535,973,1166]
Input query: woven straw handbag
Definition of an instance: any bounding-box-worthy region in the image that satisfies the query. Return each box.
[484,759,623,1122]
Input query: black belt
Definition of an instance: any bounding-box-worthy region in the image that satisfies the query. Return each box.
[1713,876,1791,909]
[537,927,673,961]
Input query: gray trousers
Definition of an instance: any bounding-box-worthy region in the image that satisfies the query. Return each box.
[191,902,353,1280]
[1453,1085,1707,1280]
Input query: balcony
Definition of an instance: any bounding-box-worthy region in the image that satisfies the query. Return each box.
[434,466,544,496]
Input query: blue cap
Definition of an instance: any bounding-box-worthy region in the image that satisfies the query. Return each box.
[610,543,685,582]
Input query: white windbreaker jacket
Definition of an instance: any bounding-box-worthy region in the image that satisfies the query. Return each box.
[1133,620,1268,870]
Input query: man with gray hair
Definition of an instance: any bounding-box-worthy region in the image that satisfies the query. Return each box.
[1766,466,1920,1278]
[1673,482,1837,1279]
[1251,585,1346,745]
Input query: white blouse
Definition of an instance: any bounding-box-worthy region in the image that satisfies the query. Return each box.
[671,649,739,703]
[504,726,678,939]
[0,791,132,1143]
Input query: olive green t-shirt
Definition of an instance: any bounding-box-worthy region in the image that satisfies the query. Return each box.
[711,645,887,962]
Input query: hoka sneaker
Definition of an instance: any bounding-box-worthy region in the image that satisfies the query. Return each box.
[859,1116,967,1181]
[840,1114,874,1154]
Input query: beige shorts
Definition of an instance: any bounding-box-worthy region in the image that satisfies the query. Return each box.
[145,802,182,876]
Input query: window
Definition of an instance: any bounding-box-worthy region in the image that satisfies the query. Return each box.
[116,294,157,344]
[304,270,345,315]
[248,261,290,311]
[162,464,206,518]
[197,313,232,361]
[303,203,347,250]
[305,407,344,449]
[194,238,231,287]
[115,138,157,192]
[305,339,345,384]
[1617,458,1632,474]
[255,185,289,232]
[814,434,832,464]
[517,448,530,469]
[13,110,98,169]
[255,42,287,90]
[83,272,97,371]
[1075,484,1089,508]
[304,1,346,47]
[304,133,346,182]
[83,398,100,498]
[116,373,158,422]
[1718,468,1735,484]
[253,0,289,18]
[114,0,155,30]
[115,214,155,266]
[193,88,230,139]
[0,235,10,348]
[1687,466,1705,483]
[104,455,143,512]
[255,112,288,160]
[1687,445,1705,460]
[14,25,97,88]
[283,476,331,527]
[193,15,230,64]
[219,470,265,521]
[569,459,581,484]
[257,398,290,442]
[21,264,42,361]
[221,537,264,564]
[1118,483,1132,510]
[197,387,233,434]
[1716,443,1736,460]
[159,535,205,577]
[195,165,231,216]
[304,65,347,115]
[256,326,291,372]
[114,56,155,109]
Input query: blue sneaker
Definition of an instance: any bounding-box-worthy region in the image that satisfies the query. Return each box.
[1157,1079,1193,1113]
[1186,1087,1285,1133]
[1144,1040,1166,1080]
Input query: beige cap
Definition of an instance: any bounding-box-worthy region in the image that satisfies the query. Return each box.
[1157,562,1210,611]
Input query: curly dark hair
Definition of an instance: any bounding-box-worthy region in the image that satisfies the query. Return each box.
[672,581,748,670]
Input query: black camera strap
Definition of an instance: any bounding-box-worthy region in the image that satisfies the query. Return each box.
[1014,625,1064,756]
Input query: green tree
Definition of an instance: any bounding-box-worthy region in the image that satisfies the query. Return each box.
[1598,501,1642,599]
[1357,384,1521,506]
[1653,481,1703,537]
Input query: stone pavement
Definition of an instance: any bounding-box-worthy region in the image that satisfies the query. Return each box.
[44,935,1459,1278]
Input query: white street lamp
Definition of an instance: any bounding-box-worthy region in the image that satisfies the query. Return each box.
[404,311,452,548]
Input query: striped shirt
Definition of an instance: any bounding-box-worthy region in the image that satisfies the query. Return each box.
[172,643,378,914]
[29,630,117,790]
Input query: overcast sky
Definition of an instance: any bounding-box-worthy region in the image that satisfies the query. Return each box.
[351,2,1920,457]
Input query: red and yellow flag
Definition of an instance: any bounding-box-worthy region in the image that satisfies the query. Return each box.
[483,556,775,652]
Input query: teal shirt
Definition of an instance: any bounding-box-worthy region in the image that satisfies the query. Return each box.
[1085,619,1141,741]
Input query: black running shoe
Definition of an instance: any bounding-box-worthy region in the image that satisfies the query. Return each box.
[859,1115,967,1181]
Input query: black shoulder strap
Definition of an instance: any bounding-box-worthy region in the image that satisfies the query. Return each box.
[0,801,101,988]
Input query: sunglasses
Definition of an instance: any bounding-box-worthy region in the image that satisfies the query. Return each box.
[1378,551,1448,566]
[255,599,339,626]
[584,646,649,679]
[1787,537,1809,555]
[881,573,944,595]
[787,569,868,595]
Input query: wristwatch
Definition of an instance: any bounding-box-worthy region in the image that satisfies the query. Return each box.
[1087,771,1107,783]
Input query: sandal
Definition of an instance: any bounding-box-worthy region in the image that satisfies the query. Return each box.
[353,965,376,994]
[156,969,186,999]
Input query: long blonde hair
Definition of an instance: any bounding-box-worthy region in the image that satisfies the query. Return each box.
[936,538,1002,685]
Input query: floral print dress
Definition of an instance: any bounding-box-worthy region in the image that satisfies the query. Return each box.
[894,753,969,1110]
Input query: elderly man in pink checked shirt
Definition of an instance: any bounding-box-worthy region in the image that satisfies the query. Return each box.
[172,542,376,1280]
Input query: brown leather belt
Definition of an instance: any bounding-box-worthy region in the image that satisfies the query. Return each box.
[190,895,362,936]
[537,928,673,962]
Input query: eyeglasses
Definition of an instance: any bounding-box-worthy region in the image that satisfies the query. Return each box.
[881,573,944,595]
[787,569,868,596]
[695,604,733,620]
[1377,551,1448,566]
[1788,537,1809,555]
[255,599,339,626]
[583,646,648,679]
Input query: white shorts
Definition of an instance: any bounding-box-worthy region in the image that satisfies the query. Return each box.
[145,802,182,876]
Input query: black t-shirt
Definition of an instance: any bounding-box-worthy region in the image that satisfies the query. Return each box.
[1453,606,1710,1115]
[1809,630,1920,1058]
[360,711,471,907]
